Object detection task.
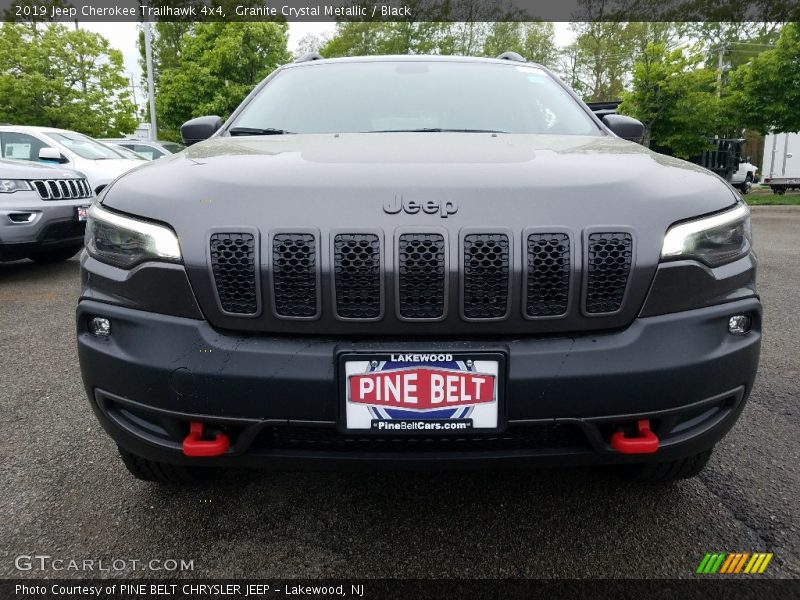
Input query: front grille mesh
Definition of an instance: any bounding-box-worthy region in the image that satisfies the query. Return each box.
[585,232,633,314]
[463,233,510,319]
[334,233,381,319]
[272,233,318,318]
[526,233,571,317]
[398,233,446,319]
[206,228,637,323]
[32,179,91,200]
[209,233,258,314]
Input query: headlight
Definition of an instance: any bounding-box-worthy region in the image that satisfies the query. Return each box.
[661,204,752,267]
[0,179,31,193]
[85,204,181,269]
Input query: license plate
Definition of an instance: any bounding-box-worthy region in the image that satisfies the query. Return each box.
[76,205,90,222]
[340,353,503,433]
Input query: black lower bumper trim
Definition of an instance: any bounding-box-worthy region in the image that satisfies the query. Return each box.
[91,385,747,467]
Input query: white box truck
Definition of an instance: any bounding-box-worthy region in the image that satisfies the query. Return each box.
[763,132,800,194]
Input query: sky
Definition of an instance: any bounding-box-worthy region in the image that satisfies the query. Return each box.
[80,22,575,108]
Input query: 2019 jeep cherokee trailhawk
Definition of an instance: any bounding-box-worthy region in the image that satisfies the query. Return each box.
[77,55,760,484]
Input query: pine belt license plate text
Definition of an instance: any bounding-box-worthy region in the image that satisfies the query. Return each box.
[341,353,502,433]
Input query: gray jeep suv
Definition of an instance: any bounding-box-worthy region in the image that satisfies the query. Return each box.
[1,158,92,262]
[77,55,760,483]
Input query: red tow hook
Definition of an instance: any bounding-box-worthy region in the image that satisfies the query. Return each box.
[182,422,230,457]
[610,419,659,454]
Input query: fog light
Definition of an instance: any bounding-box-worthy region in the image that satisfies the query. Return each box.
[728,315,751,335]
[88,317,111,337]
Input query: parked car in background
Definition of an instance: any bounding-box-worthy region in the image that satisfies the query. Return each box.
[763,131,800,194]
[102,143,149,161]
[0,126,141,194]
[0,158,93,263]
[730,159,759,194]
[99,138,185,160]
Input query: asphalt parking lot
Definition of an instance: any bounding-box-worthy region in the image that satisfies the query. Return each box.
[1,207,798,579]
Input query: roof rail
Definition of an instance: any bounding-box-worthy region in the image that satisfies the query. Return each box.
[496,51,526,62]
[295,52,323,63]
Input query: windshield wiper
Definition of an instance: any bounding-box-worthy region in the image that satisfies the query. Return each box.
[364,128,506,133]
[228,127,294,136]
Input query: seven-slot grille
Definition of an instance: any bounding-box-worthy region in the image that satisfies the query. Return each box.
[208,229,635,322]
[209,233,258,315]
[31,179,92,200]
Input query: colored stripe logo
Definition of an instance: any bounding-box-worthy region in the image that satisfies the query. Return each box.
[696,552,773,574]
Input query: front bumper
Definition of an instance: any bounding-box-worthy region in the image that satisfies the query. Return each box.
[0,196,89,260]
[77,298,761,467]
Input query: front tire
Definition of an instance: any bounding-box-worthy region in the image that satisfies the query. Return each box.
[118,447,213,484]
[29,246,80,263]
[621,448,713,483]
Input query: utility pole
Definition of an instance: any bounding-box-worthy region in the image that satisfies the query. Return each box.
[143,19,158,141]
[129,74,138,112]
[716,45,725,98]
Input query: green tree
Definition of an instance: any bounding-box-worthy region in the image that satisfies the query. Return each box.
[618,43,720,157]
[726,23,800,134]
[0,23,136,136]
[521,22,558,68]
[154,22,291,140]
[481,22,557,67]
[482,22,523,57]
[321,22,393,57]
[570,21,641,102]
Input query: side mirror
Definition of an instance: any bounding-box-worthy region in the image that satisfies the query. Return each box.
[39,147,66,163]
[181,116,223,146]
[602,114,644,144]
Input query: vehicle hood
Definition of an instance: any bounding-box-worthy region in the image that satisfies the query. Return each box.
[103,133,738,223]
[0,158,84,179]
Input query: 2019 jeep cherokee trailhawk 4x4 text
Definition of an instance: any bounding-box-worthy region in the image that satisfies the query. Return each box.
[77,55,760,483]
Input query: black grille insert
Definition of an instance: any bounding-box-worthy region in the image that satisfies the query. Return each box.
[272,233,318,318]
[463,233,510,319]
[256,424,589,453]
[526,233,571,317]
[398,233,446,320]
[209,233,258,315]
[334,233,381,319]
[585,232,633,314]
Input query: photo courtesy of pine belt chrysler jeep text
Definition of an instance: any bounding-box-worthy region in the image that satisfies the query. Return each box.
[76,54,760,484]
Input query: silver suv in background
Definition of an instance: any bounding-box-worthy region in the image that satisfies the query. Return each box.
[0,158,93,263]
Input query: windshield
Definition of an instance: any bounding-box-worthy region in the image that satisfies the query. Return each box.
[46,132,127,160]
[230,61,600,136]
